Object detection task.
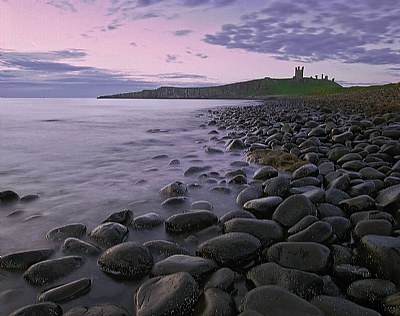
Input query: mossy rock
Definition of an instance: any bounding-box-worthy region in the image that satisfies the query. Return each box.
[246,149,307,172]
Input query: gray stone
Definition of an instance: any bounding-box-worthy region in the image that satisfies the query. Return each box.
[236,185,263,206]
[227,139,246,150]
[161,196,188,207]
[252,166,278,181]
[219,210,256,224]
[347,279,397,306]
[131,213,164,229]
[144,240,189,262]
[347,181,376,198]
[273,195,317,227]
[38,278,91,303]
[184,166,212,177]
[326,174,351,191]
[190,200,213,211]
[287,221,333,244]
[288,215,319,235]
[325,189,351,206]
[339,195,375,214]
[322,216,351,242]
[0,248,54,270]
[203,267,235,292]
[360,167,386,180]
[0,190,20,204]
[333,264,371,284]
[61,238,101,256]
[160,181,188,197]
[165,210,218,233]
[64,305,129,316]
[9,302,62,316]
[243,196,282,219]
[292,164,319,180]
[375,184,400,210]
[350,210,394,227]
[317,203,346,218]
[353,219,393,241]
[193,288,237,316]
[382,292,400,316]
[263,176,291,198]
[102,209,133,225]
[89,222,128,247]
[46,223,87,242]
[332,131,353,144]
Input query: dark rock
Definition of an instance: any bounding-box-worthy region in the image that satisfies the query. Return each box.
[360,167,387,180]
[102,209,133,225]
[227,139,246,150]
[184,166,212,177]
[38,278,91,303]
[350,210,394,227]
[135,272,199,316]
[196,232,261,270]
[318,162,335,176]
[229,174,247,184]
[326,174,351,191]
[332,131,353,144]
[347,181,376,198]
[328,147,351,162]
[252,166,278,181]
[267,242,332,274]
[330,245,355,266]
[322,216,351,242]
[339,195,375,214]
[236,185,263,206]
[334,264,371,284]
[287,221,333,244]
[204,146,224,154]
[321,275,343,297]
[9,302,62,316]
[209,186,231,194]
[239,285,324,315]
[165,210,218,233]
[131,213,164,229]
[357,235,400,286]
[375,184,400,211]
[20,194,40,203]
[89,222,128,247]
[46,223,87,242]
[347,278,397,306]
[160,181,188,197]
[310,295,381,316]
[263,176,291,198]
[97,242,153,279]
[0,248,54,270]
[144,240,189,262]
[190,200,213,211]
[161,196,188,206]
[193,288,237,316]
[246,262,324,299]
[325,188,351,206]
[288,215,319,235]
[64,304,129,316]
[337,153,363,165]
[203,267,235,292]
[291,176,321,187]
[292,164,319,180]
[151,254,217,281]
[317,203,346,218]
[219,210,256,224]
[353,219,393,241]
[61,237,101,256]
[0,190,20,204]
[272,195,317,227]
[382,292,400,316]
[243,196,282,219]
[223,218,283,246]
[23,256,84,286]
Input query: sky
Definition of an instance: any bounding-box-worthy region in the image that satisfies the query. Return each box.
[1,0,399,97]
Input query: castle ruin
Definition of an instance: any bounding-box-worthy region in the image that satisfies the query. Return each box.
[294,67,335,82]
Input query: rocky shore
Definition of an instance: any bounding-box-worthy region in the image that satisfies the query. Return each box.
[1,89,400,315]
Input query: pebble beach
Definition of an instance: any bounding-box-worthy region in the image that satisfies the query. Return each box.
[1,84,400,315]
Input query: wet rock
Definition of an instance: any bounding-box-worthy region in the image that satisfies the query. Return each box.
[190,200,213,211]
[350,210,394,227]
[263,176,291,198]
[0,248,54,270]
[160,181,188,198]
[144,240,189,262]
[353,219,393,241]
[337,153,363,165]
[165,210,218,233]
[322,216,351,242]
[196,232,261,270]
[291,176,321,187]
[204,146,224,154]
[333,264,371,284]
[46,223,87,242]
[325,188,351,206]
[131,213,164,229]
[184,166,212,177]
[219,210,256,224]
[89,222,128,247]
[357,235,400,286]
[317,203,347,218]
[239,285,323,315]
[310,295,381,316]
[209,186,231,194]
[347,181,376,197]
[318,162,335,176]
[328,147,351,162]
[9,302,62,316]
[97,242,153,279]
[252,166,278,181]
[64,304,129,316]
[375,184,400,210]
[272,195,317,227]
[382,292,400,316]
[330,244,355,266]
[193,288,237,316]
[246,262,323,299]
[287,221,333,244]
[292,164,319,180]
[332,131,353,144]
[236,184,263,206]
[20,194,40,203]
[169,159,180,166]
[267,242,332,274]
[227,139,246,150]
[102,209,133,225]
[0,190,20,204]
[135,272,199,316]
[38,278,91,303]
[288,215,318,235]
[339,195,375,214]
[203,267,235,292]
[347,278,397,306]
[246,149,307,172]
[326,174,351,191]
[151,254,217,281]
[243,196,282,219]
[23,256,84,286]
[223,218,283,246]
[61,238,101,256]
[360,167,387,180]
[229,174,247,184]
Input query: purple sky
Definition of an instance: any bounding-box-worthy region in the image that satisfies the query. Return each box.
[1,0,399,97]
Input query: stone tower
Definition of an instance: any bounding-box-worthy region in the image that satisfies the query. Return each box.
[294,66,304,81]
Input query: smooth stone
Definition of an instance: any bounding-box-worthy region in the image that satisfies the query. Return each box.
[0,190,20,204]
[203,267,235,292]
[219,210,256,224]
[150,254,217,281]
[223,218,283,246]
[317,203,346,218]
[236,185,263,206]
[102,209,133,225]
[243,196,282,219]
[337,153,363,164]
[330,244,355,266]
[239,285,324,316]
[350,210,394,227]
[23,256,84,286]
[292,164,319,180]
[227,138,246,150]
[360,167,386,180]
[382,292,400,316]
[0,248,54,270]
[135,272,199,316]
[196,232,261,269]
[339,195,375,214]
[328,147,351,162]
[165,210,218,233]
[318,162,335,176]
[246,262,323,299]
[144,240,189,262]
[310,295,381,316]
[209,186,231,193]
[289,185,320,195]
[321,275,343,297]
[89,222,128,247]
[325,189,351,206]
[168,159,180,165]
[291,176,321,187]
[161,196,188,207]
[38,278,91,303]
[347,181,376,197]
[288,215,319,235]
[322,217,351,242]
[263,176,291,198]
[190,200,213,211]
[204,146,224,154]
[9,302,62,316]
[267,242,332,274]
[230,161,249,167]
[357,235,400,286]
[333,264,371,284]
[342,160,367,171]
[184,166,212,176]
[193,288,237,316]
[347,279,397,306]
[302,188,326,204]
[97,242,153,279]
[287,221,333,244]
[252,166,278,181]
[64,304,129,316]
[272,195,317,227]
[332,131,353,144]
[353,219,393,241]
[160,181,188,198]
[375,184,400,210]
[131,213,164,229]
[229,174,247,184]
[20,194,40,203]
[326,174,351,191]
[46,223,87,242]
[61,238,101,256]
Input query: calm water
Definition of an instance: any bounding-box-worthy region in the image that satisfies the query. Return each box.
[0,98,258,314]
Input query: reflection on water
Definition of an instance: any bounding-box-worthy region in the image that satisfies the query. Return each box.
[0,98,257,314]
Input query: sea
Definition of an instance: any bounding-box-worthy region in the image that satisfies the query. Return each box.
[0,98,259,314]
